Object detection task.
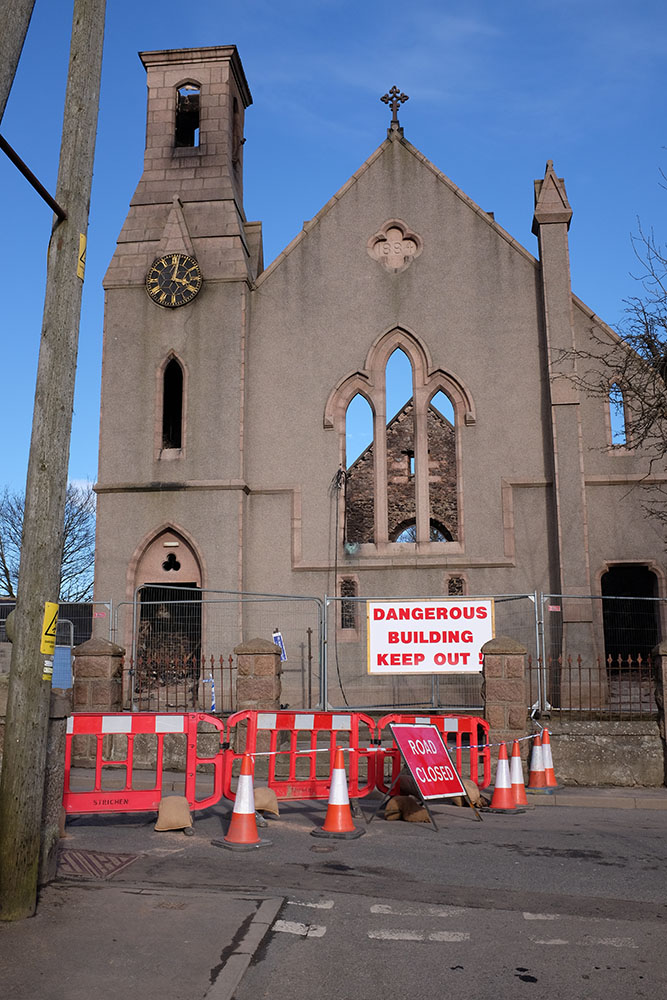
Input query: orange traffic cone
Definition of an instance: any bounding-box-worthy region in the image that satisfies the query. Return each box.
[526,733,555,795]
[541,729,561,790]
[311,747,365,839]
[486,743,525,813]
[509,740,529,807]
[215,754,272,850]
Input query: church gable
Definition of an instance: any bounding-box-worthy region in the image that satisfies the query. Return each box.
[256,130,538,293]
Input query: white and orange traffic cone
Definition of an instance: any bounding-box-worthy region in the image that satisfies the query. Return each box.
[509,739,529,808]
[311,747,365,839]
[215,754,272,850]
[486,743,525,813]
[526,733,555,795]
[541,729,561,790]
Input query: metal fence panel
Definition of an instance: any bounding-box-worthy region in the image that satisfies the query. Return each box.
[533,593,664,718]
[324,593,539,712]
[1,600,112,687]
[0,600,111,648]
[115,591,323,713]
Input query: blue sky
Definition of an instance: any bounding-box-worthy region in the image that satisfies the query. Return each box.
[2,0,667,490]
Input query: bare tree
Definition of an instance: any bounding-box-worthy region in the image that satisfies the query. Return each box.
[0,482,95,601]
[561,222,667,527]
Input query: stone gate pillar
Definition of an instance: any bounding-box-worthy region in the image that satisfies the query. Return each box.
[233,638,282,765]
[234,637,282,714]
[72,636,125,713]
[71,637,125,766]
[482,635,528,750]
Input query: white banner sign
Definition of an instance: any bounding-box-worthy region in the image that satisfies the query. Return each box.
[367,599,494,674]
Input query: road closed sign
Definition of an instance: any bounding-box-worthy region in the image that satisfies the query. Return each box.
[390,723,466,800]
[367,598,494,674]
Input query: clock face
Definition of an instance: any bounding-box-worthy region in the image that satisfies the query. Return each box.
[145,253,202,308]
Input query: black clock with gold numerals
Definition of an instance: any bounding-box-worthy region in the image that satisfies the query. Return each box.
[145,253,203,308]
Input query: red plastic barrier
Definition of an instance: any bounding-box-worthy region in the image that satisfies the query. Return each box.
[375,713,491,793]
[63,710,492,816]
[225,710,377,800]
[63,712,226,814]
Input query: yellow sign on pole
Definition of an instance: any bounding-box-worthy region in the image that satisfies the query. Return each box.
[40,601,59,656]
[77,233,86,279]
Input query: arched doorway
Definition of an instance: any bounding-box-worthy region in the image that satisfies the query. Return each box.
[601,564,659,715]
[134,529,203,709]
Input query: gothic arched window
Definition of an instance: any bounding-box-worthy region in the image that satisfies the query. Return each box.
[162,357,183,450]
[327,329,474,549]
[175,83,200,148]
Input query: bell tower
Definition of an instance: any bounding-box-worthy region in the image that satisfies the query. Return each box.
[95,46,262,614]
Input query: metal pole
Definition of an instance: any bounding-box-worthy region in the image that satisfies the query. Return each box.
[538,592,549,711]
[0,0,106,921]
[320,598,329,710]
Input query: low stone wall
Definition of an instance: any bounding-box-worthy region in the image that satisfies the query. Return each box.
[544,719,663,787]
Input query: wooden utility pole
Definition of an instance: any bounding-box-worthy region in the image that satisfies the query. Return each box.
[0,0,106,921]
[0,0,36,124]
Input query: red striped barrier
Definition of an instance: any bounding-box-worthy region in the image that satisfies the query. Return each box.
[374,713,491,793]
[63,709,491,815]
[224,710,377,800]
[63,712,226,814]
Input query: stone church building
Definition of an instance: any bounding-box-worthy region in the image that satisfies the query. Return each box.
[93,44,663,709]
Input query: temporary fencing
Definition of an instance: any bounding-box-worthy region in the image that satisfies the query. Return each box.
[63,710,563,820]
[374,713,491,794]
[114,590,323,712]
[535,592,664,717]
[63,712,226,815]
[224,709,377,801]
[325,592,539,712]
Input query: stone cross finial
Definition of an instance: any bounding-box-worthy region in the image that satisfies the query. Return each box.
[381,86,409,128]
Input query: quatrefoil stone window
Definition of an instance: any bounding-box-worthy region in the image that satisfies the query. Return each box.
[367,219,423,273]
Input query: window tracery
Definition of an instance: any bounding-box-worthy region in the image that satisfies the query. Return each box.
[327,329,473,550]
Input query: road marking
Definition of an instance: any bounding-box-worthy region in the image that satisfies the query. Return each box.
[288,899,335,909]
[369,930,424,941]
[530,935,637,949]
[582,936,638,949]
[427,931,471,942]
[370,904,465,918]
[273,920,326,938]
[368,929,470,942]
[523,912,560,920]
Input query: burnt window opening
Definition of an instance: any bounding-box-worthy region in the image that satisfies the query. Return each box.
[162,552,181,572]
[448,576,465,596]
[339,334,463,547]
[162,358,183,449]
[391,518,453,543]
[340,577,358,630]
[175,84,200,148]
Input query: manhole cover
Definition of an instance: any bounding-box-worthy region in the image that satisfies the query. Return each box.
[57,849,139,879]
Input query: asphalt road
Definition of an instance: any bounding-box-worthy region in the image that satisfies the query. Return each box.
[1,797,665,1000]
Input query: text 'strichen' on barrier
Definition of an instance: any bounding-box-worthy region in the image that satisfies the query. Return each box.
[63,710,492,815]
